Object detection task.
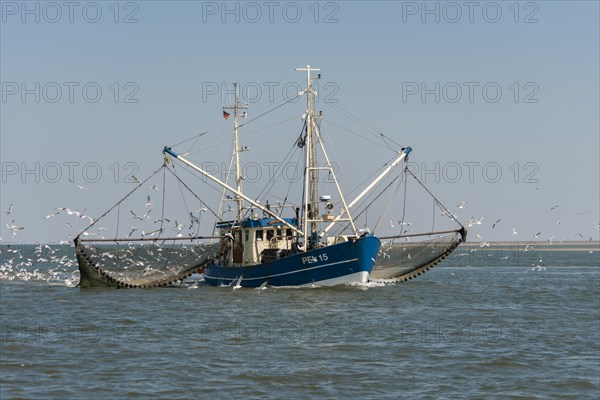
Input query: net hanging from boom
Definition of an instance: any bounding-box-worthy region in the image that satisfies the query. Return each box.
[352,164,467,282]
[74,162,225,288]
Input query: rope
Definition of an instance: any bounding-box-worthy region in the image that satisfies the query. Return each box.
[394,169,409,244]
[165,165,220,222]
[76,164,166,240]
[237,94,299,129]
[159,166,167,236]
[338,173,402,234]
[372,169,403,234]
[406,169,465,230]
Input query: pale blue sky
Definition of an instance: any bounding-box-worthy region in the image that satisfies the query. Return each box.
[1,0,599,243]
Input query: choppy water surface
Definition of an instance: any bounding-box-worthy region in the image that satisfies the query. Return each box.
[1,243,599,399]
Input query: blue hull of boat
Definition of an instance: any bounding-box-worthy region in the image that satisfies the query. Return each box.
[203,235,380,287]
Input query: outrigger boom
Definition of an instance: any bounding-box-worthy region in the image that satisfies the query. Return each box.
[322,146,412,236]
[162,146,304,236]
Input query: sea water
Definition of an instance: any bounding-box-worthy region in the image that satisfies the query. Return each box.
[1,243,598,399]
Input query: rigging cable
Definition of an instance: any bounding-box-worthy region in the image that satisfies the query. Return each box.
[406,168,465,230]
[76,164,165,239]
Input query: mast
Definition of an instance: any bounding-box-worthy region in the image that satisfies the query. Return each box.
[223,83,248,222]
[296,65,320,247]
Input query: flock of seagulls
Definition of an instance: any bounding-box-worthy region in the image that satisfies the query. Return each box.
[386,199,599,244]
[1,179,218,244]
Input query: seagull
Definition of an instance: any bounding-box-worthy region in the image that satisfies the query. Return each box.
[492,219,501,229]
[575,233,584,239]
[512,227,518,236]
[127,226,138,238]
[2,204,13,215]
[131,175,141,184]
[550,204,559,210]
[6,220,24,238]
[44,210,60,219]
[154,218,170,224]
[467,216,485,227]
[476,234,482,239]
[130,210,143,220]
[150,184,159,191]
[64,207,91,222]
[389,220,395,228]
[556,220,561,225]
[534,232,542,239]
[146,196,153,207]
[143,209,152,219]
[441,209,458,220]
[455,201,467,209]
[221,205,233,215]
[189,212,201,229]
[173,220,184,235]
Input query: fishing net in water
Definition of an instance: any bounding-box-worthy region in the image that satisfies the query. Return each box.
[76,239,222,288]
[341,161,467,282]
[74,162,226,288]
[371,229,466,282]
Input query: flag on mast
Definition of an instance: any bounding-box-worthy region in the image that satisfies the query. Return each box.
[223,110,230,119]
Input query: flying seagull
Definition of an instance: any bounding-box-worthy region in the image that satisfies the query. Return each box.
[6,220,24,238]
[130,210,144,220]
[467,216,485,227]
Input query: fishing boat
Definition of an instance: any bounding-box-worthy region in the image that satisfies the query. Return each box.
[74,65,465,288]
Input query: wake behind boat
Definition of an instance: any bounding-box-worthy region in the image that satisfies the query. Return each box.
[74,65,465,288]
